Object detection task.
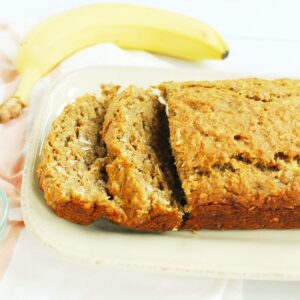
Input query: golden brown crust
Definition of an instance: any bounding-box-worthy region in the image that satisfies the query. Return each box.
[54,199,127,225]
[103,86,182,231]
[160,78,300,229]
[183,204,300,230]
[112,208,181,232]
[54,200,104,225]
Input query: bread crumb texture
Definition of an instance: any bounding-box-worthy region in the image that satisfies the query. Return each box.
[37,93,125,225]
[103,86,182,231]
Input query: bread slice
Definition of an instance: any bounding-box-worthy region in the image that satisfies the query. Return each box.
[102,86,182,231]
[160,79,300,229]
[37,90,125,225]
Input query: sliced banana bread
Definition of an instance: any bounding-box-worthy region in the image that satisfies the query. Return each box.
[37,92,125,225]
[102,86,182,231]
[160,79,300,229]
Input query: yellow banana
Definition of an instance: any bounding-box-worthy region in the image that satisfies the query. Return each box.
[0,3,229,123]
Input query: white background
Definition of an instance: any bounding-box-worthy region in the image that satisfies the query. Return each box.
[1,0,300,299]
[2,0,300,77]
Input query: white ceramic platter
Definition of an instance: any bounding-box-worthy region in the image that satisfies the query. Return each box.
[21,66,300,281]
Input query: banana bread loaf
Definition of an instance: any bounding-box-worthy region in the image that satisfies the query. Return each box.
[160,78,300,229]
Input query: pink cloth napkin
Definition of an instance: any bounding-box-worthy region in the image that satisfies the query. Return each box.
[0,22,27,278]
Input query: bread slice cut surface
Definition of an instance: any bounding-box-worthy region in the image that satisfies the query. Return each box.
[103,86,183,231]
[37,93,125,225]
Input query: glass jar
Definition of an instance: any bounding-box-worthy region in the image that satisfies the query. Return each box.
[0,189,9,241]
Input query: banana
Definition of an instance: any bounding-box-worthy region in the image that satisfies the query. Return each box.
[0,3,229,123]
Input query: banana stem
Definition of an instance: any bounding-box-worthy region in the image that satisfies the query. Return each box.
[0,69,40,123]
[15,69,41,102]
